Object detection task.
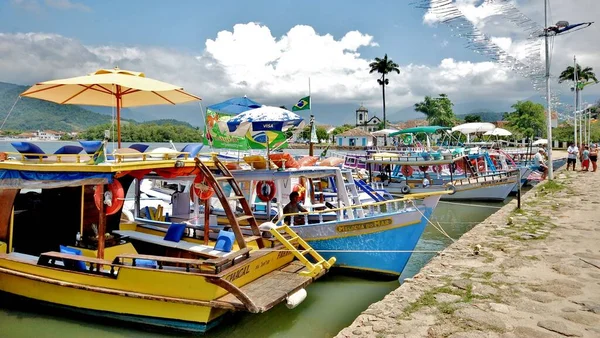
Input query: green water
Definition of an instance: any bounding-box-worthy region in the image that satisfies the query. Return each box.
[0,198,510,338]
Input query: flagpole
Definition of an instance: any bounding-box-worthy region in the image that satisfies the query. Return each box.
[309,77,314,156]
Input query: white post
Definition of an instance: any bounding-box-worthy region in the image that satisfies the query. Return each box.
[544,0,554,179]
[574,56,578,147]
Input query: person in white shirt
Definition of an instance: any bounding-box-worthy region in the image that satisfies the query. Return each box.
[566,142,578,171]
[534,148,548,180]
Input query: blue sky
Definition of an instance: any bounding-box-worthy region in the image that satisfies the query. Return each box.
[0,0,598,125]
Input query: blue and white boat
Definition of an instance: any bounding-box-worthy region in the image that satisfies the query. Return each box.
[229,167,446,278]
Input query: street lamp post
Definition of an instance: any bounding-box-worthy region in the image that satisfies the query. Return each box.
[544,0,554,180]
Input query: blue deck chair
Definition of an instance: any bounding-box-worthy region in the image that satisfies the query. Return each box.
[178,144,203,159]
[214,230,235,253]
[79,140,103,154]
[12,142,83,159]
[129,143,149,153]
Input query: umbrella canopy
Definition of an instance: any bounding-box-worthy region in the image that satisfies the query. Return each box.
[371,129,399,136]
[532,138,548,145]
[483,128,512,136]
[389,126,450,136]
[222,106,304,150]
[451,122,496,134]
[206,96,262,115]
[20,67,201,147]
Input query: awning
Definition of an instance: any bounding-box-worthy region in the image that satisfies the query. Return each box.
[389,126,450,136]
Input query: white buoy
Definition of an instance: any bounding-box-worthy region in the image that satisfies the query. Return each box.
[286,288,307,309]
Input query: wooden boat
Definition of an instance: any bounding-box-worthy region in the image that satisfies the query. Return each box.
[0,147,333,333]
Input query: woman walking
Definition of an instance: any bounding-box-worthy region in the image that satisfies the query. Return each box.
[590,143,598,172]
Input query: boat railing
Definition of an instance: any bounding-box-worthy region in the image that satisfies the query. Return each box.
[3,150,194,164]
[275,191,450,226]
[450,169,519,186]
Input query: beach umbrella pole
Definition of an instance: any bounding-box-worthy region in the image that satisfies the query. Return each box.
[116,85,122,148]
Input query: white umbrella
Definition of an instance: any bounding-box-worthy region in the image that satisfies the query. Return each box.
[532,139,548,145]
[451,122,496,134]
[371,129,398,136]
[483,128,512,136]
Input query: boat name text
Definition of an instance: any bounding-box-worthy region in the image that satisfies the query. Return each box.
[336,219,393,233]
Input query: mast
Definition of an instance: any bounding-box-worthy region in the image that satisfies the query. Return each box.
[544,0,554,179]
[573,55,578,148]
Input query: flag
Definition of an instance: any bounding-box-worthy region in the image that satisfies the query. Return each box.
[292,96,310,111]
[87,143,106,165]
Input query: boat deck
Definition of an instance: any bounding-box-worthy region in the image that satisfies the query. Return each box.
[213,261,317,313]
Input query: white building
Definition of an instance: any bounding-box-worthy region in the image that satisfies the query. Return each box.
[336,127,374,147]
[36,130,61,141]
[355,105,382,132]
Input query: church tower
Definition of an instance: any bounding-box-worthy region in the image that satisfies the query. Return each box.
[356,105,368,127]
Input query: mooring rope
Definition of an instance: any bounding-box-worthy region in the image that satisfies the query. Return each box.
[0,96,21,131]
[439,200,503,209]
[410,200,456,243]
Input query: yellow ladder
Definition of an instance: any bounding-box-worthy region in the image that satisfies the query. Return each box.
[269,225,336,277]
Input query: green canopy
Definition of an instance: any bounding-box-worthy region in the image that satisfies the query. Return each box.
[389,126,450,136]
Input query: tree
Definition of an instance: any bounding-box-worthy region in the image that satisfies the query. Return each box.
[316,126,328,143]
[464,114,482,123]
[299,126,311,140]
[377,121,385,131]
[414,94,456,127]
[504,101,546,138]
[558,64,598,113]
[369,54,400,145]
[331,124,354,136]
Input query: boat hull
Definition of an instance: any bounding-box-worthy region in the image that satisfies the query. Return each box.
[292,195,441,277]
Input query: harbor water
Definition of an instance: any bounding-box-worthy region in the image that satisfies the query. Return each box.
[0,141,512,337]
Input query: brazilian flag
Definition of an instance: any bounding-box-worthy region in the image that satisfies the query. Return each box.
[292,96,310,111]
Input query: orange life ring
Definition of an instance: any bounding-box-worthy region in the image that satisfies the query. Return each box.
[94,180,124,216]
[401,165,414,177]
[433,165,443,173]
[192,173,214,201]
[293,183,306,200]
[456,160,465,171]
[256,180,276,202]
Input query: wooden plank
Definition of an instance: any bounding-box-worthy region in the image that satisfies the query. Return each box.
[212,267,313,312]
[39,251,111,265]
[114,253,201,265]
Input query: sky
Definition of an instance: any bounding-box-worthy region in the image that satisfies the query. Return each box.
[0,0,599,126]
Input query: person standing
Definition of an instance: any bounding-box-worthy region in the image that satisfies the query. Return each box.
[566,142,578,171]
[534,149,548,180]
[590,143,598,172]
[582,146,590,172]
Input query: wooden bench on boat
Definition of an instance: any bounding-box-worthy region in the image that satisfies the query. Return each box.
[37,251,116,275]
[113,230,236,259]
[113,248,251,273]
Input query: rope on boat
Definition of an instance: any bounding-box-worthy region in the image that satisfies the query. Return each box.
[439,201,503,209]
[410,200,456,244]
[0,96,21,130]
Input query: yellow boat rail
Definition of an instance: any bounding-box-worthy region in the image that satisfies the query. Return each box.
[2,150,194,164]
[276,190,450,226]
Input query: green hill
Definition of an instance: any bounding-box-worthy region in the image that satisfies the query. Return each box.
[0,82,112,131]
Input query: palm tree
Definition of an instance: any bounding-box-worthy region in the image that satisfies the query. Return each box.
[414,94,456,127]
[558,64,598,112]
[369,54,400,145]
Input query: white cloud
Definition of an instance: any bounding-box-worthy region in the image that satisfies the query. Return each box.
[44,0,90,12]
[0,23,552,124]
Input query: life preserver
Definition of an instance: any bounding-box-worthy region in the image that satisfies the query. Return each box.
[456,160,465,171]
[192,173,214,201]
[293,183,306,200]
[419,165,429,172]
[433,165,443,173]
[477,159,486,172]
[446,184,456,195]
[94,180,124,216]
[401,185,411,194]
[256,180,276,202]
[401,165,413,177]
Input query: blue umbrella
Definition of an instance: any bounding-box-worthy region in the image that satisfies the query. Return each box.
[206,96,262,115]
[225,106,304,135]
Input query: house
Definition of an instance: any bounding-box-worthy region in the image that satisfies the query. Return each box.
[389,119,429,130]
[355,105,382,132]
[336,127,374,147]
[36,130,61,141]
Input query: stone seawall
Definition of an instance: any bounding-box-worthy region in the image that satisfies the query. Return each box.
[336,167,600,337]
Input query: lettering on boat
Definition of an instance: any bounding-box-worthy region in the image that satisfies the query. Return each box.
[224,265,250,282]
[336,218,393,233]
[277,250,292,259]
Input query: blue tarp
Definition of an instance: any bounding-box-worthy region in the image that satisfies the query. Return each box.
[0,170,113,189]
[206,97,262,115]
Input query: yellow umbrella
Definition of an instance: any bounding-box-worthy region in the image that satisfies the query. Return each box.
[20,67,201,147]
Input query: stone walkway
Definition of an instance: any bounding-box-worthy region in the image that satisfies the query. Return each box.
[336,168,600,338]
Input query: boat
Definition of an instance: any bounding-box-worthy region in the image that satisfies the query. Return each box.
[0,146,334,333]
[226,166,448,278]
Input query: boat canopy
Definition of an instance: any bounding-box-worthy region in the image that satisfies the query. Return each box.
[483,128,512,136]
[389,126,450,136]
[230,166,341,181]
[451,122,496,135]
[0,170,112,189]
